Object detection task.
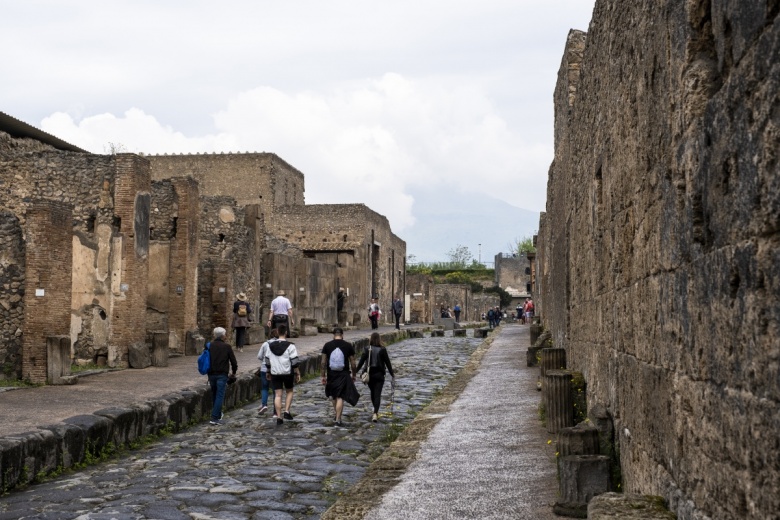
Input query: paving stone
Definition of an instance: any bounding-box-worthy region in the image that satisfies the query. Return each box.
[0,334,478,518]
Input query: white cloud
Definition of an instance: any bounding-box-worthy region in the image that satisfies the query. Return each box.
[41,72,550,231]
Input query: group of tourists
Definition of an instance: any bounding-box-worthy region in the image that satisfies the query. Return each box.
[486,306,503,328]
[204,289,396,427]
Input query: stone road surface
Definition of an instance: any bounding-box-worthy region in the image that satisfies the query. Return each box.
[0,333,482,519]
[361,323,559,520]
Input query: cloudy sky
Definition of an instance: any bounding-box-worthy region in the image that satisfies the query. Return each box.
[3,1,595,262]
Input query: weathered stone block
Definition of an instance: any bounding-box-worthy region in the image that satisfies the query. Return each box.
[588,493,675,519]
[431,329,445,337]
[453,328,466,337]
[185,330,204,356]
[530,323,542,345]
[246,324,264,345]
[527,346,544,367]
[554,454,610,516]
[474,328,490,338]
[557,422,600,457]
[46,335,72,385]
[128,343,151,368]
[151,332,169,367]
[432,317,455,330]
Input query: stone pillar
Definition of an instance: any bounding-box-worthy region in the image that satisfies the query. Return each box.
[167,177,200,356]
[540,347,566,376]
[554,454,611,517]
[185,330,205,356]
[110,154,151,368]
[151,332,169,367]
[557,422,600,457]
[46,336,74,385]
[530,323,542,345]
[545,369,574,433]
[23,201,73,384]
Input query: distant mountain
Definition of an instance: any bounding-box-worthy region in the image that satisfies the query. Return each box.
[401,184,540,265]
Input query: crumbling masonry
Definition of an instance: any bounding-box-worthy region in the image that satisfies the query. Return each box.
[535,2,778,518]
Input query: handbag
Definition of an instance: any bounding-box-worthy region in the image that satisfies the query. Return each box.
[360,346,371,384]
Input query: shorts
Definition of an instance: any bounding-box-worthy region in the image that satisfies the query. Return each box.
[271,373,295,390]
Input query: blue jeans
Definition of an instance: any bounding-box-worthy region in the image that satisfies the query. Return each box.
[260,371,270,407]
[209,374,228,421]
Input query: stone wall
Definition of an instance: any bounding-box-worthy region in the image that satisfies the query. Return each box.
[494,253,531,297]
[539,2,779,518]
[148,152,305,215]
[272,203,406,326]
[432,284,470,320]
[0,211,25,379]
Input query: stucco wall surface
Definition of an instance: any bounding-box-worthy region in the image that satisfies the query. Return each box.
[540,2,779,519]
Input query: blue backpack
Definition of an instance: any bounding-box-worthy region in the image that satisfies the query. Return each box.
[197,342,211,375]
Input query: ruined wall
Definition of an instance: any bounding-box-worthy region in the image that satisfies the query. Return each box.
[494,253,532,296]
[197,196,255,336]
[541,2,779,518]
[261,253,341,327]
[406,274,434,324]
[272,203,406,326]
[433,284,470,320]
[0,212,24,379]
[148,153,305,215]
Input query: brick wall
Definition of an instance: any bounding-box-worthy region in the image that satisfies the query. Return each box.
[540,3,779,518]
[109,154,151,367]
[22,201,72,383]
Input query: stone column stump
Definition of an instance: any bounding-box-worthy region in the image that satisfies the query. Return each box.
[47,336,76,385]
[554,454,611,518]
[152,332,169,367]
[530,323,542,345]
[557,422,600,457]
[544,369,574,433]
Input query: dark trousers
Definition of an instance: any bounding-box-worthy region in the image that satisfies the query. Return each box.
[235,327,247,349]
[454,311,461,322]
[370,316,378,329]
[367,374,385,413]
[394,312,401,329]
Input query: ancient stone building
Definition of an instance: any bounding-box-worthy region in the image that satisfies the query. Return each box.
[0,112,201,380]
[494,252,532,307]
[149,154,406,332]
[536,2,778,518]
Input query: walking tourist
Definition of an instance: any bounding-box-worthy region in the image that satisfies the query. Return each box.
[368,297,381,329]
[207,327,238,426]
[255,328,278,415]
[392,297,403,329]
[356,332,396,423]
[264,325,301,425]
[525,298,535,323]
[320,327,359,426]
[232,292,251,352]
[453,302,461,322]
[267,289,293,333]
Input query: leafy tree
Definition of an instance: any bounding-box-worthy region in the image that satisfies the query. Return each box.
[485,286,512,308]
[510,236,536,255]
[446,245,473,268]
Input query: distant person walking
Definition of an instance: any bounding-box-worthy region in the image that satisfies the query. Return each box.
[232,292,251,352]
[267,289,293,333]
[255,328,279,415]
[207,327,238,426]
[264,325,300,425]
[392,297,403,330]
[320,327,359,426]
[525,298,535,323]
[368,297,381,329]
[453,303,461,322]
[487,307,495,329]
[356,332,396,423]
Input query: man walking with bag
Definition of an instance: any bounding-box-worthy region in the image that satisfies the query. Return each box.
[207,327,238,426]
[320,327,359,427]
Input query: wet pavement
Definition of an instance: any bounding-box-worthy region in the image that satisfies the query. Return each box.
[0,333,482,520]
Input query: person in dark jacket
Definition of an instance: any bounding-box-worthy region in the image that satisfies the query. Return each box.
[320,327,359,427]
[208,327,238,425]
[232,292,252,352]
[356,332,396,423]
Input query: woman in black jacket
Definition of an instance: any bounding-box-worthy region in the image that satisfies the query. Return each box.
[356,332,396,422]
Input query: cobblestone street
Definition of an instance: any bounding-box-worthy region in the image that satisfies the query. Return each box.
[0,334,480,520]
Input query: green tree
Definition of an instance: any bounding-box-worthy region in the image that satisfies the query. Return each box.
[510,236,536,255]
[446,245,473,268]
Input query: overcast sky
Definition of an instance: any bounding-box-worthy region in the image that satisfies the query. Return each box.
[3,1,594,260]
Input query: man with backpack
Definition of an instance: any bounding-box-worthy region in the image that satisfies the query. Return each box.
[206,327,238,426]
[320,327,359,427]
[264,324,300,425]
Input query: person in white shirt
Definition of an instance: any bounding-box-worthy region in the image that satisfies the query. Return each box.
[267,289,293,333]
[264,325,300,425]
[255,329,278,415]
